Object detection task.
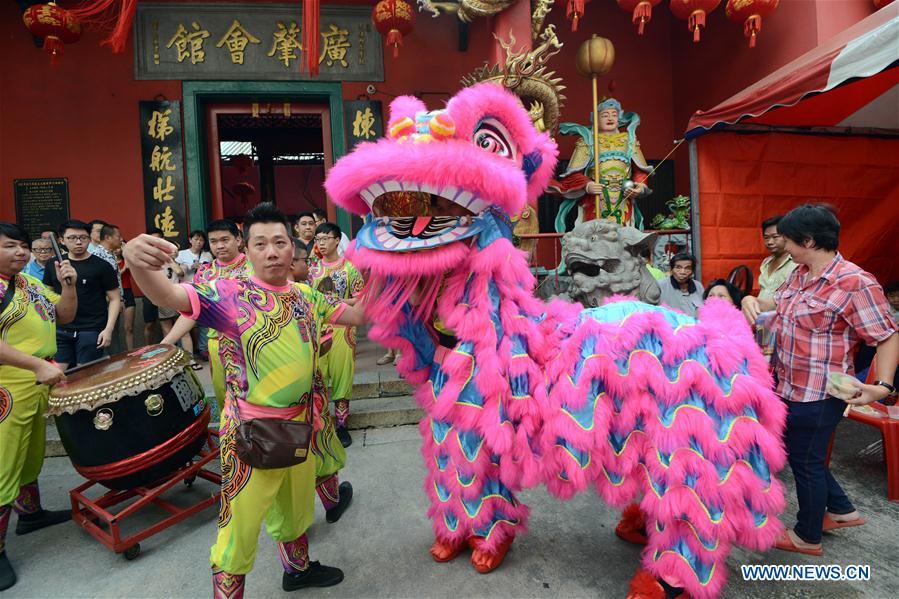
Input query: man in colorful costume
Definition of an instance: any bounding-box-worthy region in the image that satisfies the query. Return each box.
[126,204,366,598]
[0,222,78,591]
[308,222,365,447]
[163,219,251,415]
[324,83,787,599]
[548,97,651,229]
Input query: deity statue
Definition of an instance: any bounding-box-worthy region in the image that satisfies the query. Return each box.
[548,98,651,230]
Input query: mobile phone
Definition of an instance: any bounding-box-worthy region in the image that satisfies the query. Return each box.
[48,236,72,286]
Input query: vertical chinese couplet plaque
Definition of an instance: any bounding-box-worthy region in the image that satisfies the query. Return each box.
[139,101,188,248]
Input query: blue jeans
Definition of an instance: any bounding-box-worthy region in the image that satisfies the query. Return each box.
[55,329,104,368]
[198,326,209,354]
[783,398,855,544]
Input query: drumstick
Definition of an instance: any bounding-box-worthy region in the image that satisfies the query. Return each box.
[49,236,71,286]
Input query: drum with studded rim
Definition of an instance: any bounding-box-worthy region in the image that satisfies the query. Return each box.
[48,344,209,490]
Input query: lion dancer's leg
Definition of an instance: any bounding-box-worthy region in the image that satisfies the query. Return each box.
[421,416,527,573]
[312,379,353,523]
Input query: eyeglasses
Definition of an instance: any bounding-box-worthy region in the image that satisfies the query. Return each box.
[64,235,90,242]
[31,247,52,253]
[314,236,337,243]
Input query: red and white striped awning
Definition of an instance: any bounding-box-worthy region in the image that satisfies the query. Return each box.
[686,5,899,138]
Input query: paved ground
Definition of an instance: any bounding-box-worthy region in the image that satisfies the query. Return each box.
[6,415,899,599]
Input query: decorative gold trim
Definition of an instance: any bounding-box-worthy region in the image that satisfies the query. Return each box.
[47,348,193,416]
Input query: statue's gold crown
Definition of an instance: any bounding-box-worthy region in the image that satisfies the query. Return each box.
[461,24,566,134]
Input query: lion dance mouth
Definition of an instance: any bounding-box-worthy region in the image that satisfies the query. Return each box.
[355,182,493,252]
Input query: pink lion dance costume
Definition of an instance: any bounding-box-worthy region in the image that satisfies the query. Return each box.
[325,83,786,598]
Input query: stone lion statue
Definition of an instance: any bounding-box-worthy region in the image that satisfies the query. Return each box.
[561,220,661,307]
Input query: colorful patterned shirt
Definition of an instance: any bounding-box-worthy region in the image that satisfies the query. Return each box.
[180,276,344,409]
[0,272,60,385]
[772,253,897,403]
[193,253,252,340]
[308,257,364,338]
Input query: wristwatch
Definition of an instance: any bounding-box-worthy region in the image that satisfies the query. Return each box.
[873,380,897,403]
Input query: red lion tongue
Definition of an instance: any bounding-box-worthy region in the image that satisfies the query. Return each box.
[412,216,433,237]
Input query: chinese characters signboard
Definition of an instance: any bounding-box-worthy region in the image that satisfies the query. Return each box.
[139,101,188,248]
[13,178,69,241]
[344,100,383,150]
[135,4,383,81]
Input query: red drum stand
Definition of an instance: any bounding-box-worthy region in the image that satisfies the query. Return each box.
[69,430,221,560]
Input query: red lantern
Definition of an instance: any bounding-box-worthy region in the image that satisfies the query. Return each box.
[372,0,415,59]
[670,0,721,43]
[617,1,662,35]
[873,0,894,8]
[22,2,81,66]
[564,0,591,32]
[725,0,778,48]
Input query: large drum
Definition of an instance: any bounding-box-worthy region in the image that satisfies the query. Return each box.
[47,344,210,490]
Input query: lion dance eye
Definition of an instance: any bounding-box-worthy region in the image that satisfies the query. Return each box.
[472,118,517,160]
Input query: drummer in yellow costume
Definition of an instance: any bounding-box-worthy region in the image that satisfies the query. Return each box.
[163,219,251,417]
[126,204,366,598]
[308,223,365,448]
[0,222,77,591]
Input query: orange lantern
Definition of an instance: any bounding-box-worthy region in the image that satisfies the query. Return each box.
[564,0,591,32]
[725,0,779,48]
[617,1,662,35]
[22,2,81,66]
[670,0,721,43]
[372,0,415,59]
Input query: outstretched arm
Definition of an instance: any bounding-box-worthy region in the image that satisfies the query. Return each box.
[124,234,191,313]
[334,302,367,327]
[162,315,197,345]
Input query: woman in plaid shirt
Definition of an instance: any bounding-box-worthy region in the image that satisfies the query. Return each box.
[743,204,898,556]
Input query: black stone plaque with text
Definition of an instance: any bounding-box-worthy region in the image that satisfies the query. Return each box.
[13,178,70,240]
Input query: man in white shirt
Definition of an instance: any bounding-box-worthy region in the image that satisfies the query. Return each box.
[757,215,796,302]
[175,230,214,283]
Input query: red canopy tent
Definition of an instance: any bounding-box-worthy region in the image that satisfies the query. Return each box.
[684,5,899,287]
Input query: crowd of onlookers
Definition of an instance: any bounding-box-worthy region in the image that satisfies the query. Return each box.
[21,207,358,369]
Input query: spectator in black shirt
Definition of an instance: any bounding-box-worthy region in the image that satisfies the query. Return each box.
[44,219,121,370]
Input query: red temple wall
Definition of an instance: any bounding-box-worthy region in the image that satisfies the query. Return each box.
[0,0,876,241]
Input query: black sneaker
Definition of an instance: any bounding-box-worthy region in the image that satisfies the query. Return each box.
[325,482,354,524]
[15,509,72,535]
[282,561,344,591]
[336,426,352,448]
[0,552,17,591]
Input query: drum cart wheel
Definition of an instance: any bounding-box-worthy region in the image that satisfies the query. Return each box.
[69,429,221,559]
[123,543,141,560]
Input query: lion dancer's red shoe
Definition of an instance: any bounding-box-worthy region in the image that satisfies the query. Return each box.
[429,537,467,563]
[616,503,648,545]
[627,569,689,599]
[468,535,513,574]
